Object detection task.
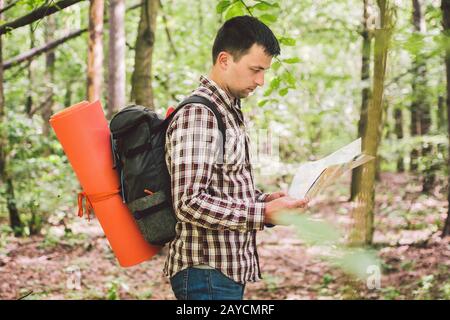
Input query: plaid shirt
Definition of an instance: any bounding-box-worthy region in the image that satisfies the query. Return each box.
[163,75,269,284]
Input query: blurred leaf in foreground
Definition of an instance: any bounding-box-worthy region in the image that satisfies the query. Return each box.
[277,210,381,282]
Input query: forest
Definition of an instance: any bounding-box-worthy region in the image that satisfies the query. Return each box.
[0,0,449,300]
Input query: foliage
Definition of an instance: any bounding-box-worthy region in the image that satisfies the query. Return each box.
[278,210,381,282]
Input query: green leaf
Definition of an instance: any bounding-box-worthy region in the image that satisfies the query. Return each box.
[269,77,281,91]
[271,60,282,71]
[255,0,280,9]
[252,2,273,11]
[224,2,246,20]
[278,213,342,245]
[282,71,297,88]
[258,99,270,107]
[279,88,289,96]
[259,14,277,25]
[283,57,301,64]
[278,37,296,46]
[216,0,232,14]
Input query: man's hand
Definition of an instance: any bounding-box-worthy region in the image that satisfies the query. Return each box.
[264,196,309,225]
[265,191,287,202]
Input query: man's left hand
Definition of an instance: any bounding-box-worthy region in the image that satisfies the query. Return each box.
[265,191,287,202]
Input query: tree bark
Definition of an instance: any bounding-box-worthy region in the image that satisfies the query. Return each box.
[350,0,372,201]
[25,24,35,116]
[350,0,394,245]
[0,0,23,236]
[42,14,55,137]
[131,0,159,109]
[394,106,404,172]
[442,0,450,237]
[87,0,104,102]
[410,0,433,193]
[438,95,446,130]
[413,0,433,192]
[108,0,126,119]
[0,0,85,35]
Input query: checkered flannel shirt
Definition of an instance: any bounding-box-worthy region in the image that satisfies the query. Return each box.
[163,75,269,284]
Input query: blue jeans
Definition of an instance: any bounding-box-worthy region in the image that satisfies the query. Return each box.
[170,267,245,300]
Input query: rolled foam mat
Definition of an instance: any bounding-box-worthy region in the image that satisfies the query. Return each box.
[49,100,160,267]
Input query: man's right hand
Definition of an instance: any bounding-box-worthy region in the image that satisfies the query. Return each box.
[264,196,309,225]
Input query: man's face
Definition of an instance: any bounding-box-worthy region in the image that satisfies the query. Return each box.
[222,44,273,99]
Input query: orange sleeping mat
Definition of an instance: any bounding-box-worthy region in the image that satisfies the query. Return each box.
[49,100,160,267]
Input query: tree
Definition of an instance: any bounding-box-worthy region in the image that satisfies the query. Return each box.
[442,0,450,237]
[131,0,159,109]
[0,0,23,236]
[351,0,373,201]
[87,0,104,102]
[410,0,434,193]
[25,24,35,117]
[107,0,126,119]
[393,106,405,172]
[42,14,56,137]
[350,0,395,245]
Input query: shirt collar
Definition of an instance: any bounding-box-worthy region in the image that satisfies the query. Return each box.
[199,75,241,110]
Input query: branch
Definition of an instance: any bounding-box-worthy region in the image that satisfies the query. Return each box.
[239,0,253,16]
[154,74,178,101]
[159,0,177,57]
[3,2,142,69]
[0,0,21,15]
[29,91,53,117]
[0,0,85,35]
[3,28,85,69]
[3,60,30,81]
[386,51,441,88]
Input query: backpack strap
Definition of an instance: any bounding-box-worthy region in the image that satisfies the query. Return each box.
[164,95,226,157]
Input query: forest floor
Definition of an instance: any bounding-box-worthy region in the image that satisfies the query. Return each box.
[0,172,449,300]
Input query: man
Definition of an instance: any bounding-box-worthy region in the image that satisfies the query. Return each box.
[164,15,308,300]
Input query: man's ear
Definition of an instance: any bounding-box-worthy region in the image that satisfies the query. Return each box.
[216,51,231,70]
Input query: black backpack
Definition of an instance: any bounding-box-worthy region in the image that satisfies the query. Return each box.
[109,95,226,246]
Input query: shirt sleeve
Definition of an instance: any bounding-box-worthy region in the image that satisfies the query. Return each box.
[255,188,270,202]
[165,104,266,232]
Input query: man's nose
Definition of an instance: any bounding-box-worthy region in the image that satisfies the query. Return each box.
[255,73,264,87]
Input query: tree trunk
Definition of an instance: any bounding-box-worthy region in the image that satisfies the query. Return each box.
[65,82,72,107]
[410,0,423,172]
[394,106,404,172]
[350,0,372,201]
[25,24,35,116]
[42,14,55,137]
[131,0,159,109]
[107,0,126,119]
[0,0,23,236]
[410,0,433,192]
[438,95,446,130]
[350,0,394,246]
[410,0,432,181]
[442,0,450,237]
[87,0,104,102]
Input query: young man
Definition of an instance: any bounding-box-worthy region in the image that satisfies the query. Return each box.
[164,15,308,300]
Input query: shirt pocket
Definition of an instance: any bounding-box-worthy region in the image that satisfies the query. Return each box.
[224,126,247,168]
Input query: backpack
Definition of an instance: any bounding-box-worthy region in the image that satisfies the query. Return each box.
[109,95,226,246]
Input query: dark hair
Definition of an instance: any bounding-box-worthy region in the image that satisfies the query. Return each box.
[212,15,280,64]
